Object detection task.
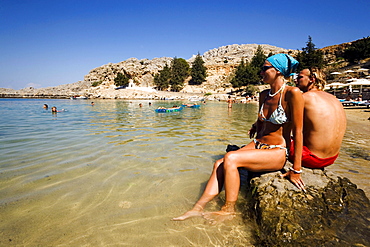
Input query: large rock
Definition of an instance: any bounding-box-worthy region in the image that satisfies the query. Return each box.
[245,167,370,246]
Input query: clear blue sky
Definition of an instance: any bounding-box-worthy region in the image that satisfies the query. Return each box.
[1,0,369,89]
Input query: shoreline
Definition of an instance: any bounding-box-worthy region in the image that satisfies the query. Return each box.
[343,106,370,123]
[328,107,370,197]
[0,90,257,102]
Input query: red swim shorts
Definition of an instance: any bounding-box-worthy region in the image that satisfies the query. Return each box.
[288,141,338,169]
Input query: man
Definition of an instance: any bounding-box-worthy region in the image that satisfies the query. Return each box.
[288,68,346,169]
[227,95,233,108]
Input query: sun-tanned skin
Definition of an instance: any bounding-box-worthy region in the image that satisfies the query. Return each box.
[172,57,304,223]
[282,69,346,171]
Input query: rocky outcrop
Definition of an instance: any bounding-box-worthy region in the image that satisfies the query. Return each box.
[199,44,295,65]
[83,44,295,95]
[84,57,173,89]
[0,42,358,99]
[246,167,370,246]
[0,81,91,98]
[320,41,353,65]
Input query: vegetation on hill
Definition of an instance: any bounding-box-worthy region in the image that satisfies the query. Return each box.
[153,64,171,91]
[342,36,370,64]
[99,36,370,97]
[296,36,324,70]
[114,71,131,87]
[154,57,190,92]
[170,57,190,92]
[295,36,370,80]
[189,53,207,85]
[230,45,267,91]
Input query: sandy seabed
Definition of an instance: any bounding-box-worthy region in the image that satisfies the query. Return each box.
[0,100,368,246]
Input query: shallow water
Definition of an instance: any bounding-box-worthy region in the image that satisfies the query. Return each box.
[0,98,369,246]
[325,108,370,197]
[0,99,257,246]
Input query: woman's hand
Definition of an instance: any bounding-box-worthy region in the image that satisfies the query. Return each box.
[249,125,257,139]
[281,171,306,192]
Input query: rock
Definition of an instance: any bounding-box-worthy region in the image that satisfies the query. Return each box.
[0,41,362,99]
[0,81,92,99]
[83,44,295,95]
[245,167,370,246]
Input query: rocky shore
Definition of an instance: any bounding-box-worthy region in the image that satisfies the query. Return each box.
[245,167,370,246]
[0,84,234,101]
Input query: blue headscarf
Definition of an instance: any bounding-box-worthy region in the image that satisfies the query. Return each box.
[266,54,299,77]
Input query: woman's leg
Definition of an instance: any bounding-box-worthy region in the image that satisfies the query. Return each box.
[172,143,257,221]
[172,158,225,221]
[206,147,286,216]
[193,144,257,208]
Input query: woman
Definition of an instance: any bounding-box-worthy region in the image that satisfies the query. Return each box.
[172,54,304,221]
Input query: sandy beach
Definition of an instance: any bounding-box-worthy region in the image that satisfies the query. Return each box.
[325,106,370,197]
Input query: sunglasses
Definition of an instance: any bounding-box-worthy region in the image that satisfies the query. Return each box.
[261,66,274,72]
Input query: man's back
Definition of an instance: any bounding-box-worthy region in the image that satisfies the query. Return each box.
[302,90,346,158]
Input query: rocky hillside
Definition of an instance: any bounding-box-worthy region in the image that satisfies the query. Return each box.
[84,44,294,96]
[0,80,91,99]
[0,41,361,99]
[321,42,352,61]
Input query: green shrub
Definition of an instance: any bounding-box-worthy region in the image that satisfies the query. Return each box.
[92,81,103,87]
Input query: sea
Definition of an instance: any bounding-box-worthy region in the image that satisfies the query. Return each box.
[0,98,369,246]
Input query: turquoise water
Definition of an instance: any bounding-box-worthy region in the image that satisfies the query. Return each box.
[0,98,257,246]
[0,98,369,246]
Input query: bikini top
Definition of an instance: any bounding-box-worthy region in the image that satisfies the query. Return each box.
[258,86,289,125]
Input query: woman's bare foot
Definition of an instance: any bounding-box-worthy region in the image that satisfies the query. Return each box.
[172,204,204,221]
[202,201,237,224]
[202,211,236,225]
[172,210,203,221]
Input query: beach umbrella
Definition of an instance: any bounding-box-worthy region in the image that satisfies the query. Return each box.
[347,79,370,93]
[357,68,369,72]
[348,79,370,85]
[327,82,347,87]
[325,82,347,94]
[344,70,355,73]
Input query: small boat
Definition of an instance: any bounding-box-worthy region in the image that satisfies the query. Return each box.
[188,96,204,102]
[76,96,88,99]
[182,104,200,108]
[155,106,183,113]
[70,96,88,100]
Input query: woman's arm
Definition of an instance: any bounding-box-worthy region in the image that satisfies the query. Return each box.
[249,119,263,139]
[249,90,268,139]
[286,87,305,190]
